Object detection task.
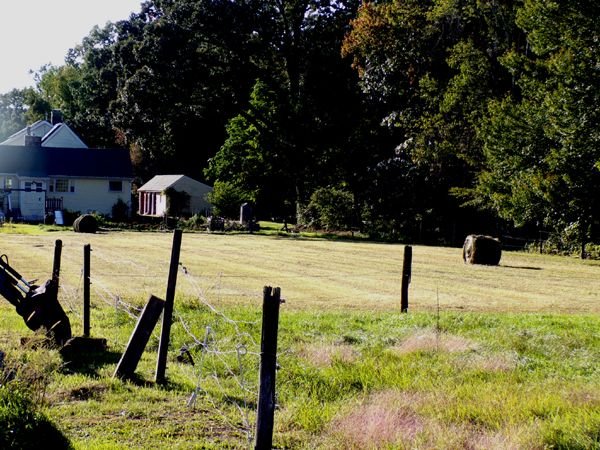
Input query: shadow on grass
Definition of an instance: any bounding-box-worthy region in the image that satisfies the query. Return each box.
[61,349,121,377]
[501,264,543,271]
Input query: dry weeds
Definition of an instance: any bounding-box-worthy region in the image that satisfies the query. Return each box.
[390,329,479,355]
[297,343,359,367]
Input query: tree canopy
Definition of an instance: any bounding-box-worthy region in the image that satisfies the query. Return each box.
[3,0,598,252]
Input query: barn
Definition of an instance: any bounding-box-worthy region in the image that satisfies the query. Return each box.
[137,175,212,218]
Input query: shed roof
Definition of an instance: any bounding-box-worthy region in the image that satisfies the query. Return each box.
[0,145,133,179]
[138,175,187,191]
[138,175,212,192]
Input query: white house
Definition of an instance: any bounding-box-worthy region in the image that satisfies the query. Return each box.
[138,175,212,218]
[0,115,133,221]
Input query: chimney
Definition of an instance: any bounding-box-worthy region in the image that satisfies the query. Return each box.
[25,135,42,146]
[51,109,63,125]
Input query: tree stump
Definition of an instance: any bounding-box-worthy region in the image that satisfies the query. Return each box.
[462,234,502,265]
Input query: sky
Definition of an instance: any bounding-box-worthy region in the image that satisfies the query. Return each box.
[0,0,143,94]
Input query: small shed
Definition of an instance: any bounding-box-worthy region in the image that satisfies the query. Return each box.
[138,175,212,217]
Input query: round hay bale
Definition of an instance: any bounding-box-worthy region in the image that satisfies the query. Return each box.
[462,234,501,265]
[73,214,98,233]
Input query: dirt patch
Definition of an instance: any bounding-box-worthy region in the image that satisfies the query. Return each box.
[52,382,109,402]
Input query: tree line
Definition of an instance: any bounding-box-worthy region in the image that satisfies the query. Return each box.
[1,0,598,252]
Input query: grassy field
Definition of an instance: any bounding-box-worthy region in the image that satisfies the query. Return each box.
[0,224,599,449]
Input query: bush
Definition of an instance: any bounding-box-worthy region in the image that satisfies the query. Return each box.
[111,198,129,222]
[163,188,190,217]
[206,181,249,219]
[301,187,356,231]
[180,214,207,231]
[0,387,71,449]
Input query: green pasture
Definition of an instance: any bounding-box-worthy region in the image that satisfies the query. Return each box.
[0,225,598,449]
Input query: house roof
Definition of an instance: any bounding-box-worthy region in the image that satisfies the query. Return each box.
[0,121,88,148]
[0,120,54,146]
[0,145,133,179]
[41,123,89,148]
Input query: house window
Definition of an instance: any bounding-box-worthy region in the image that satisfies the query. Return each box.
[5,178,13,189]
[109,181,123,192]
[25,182,42,192]
[55,179,69,193]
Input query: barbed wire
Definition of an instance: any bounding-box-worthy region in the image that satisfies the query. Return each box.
[175,264,265,448]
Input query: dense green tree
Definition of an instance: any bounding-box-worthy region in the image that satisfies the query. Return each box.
[205,0,366,218]
[0,89,28,141]
[342,0,522,240]
[473,0,600,255]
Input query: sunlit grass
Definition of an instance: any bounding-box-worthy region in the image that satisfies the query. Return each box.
[0,229,598,448]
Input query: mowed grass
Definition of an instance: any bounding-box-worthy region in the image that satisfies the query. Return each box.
[0,226,599,449]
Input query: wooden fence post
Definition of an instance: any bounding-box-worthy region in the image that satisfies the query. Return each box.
[52,239,62,283]
[114,295,165,379]
[83,244,91,337]
[401,245,412,313]
[255,286,282,450]
[155,229,183,384]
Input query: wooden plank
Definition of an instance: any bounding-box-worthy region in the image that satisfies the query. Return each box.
[114,295,165,380]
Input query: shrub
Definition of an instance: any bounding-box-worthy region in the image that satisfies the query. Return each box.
[301,187,356,231]
[111,198,129,222]
[163,187,190,217]
[180,213,207,231]
[0,386,71,449]
[206,181,249,219]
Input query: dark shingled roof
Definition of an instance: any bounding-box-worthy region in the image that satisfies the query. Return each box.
[0,145,133,179]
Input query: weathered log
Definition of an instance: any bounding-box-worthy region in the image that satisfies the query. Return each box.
[462,234,502,265]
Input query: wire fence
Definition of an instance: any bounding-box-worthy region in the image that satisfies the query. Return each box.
[53,256,265,448]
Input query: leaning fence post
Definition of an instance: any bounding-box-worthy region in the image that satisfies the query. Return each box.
[114,295,165,380]
[401,245,412,313]
[255,286,282,450]
[83,244,91,337]
[155,229,183,384]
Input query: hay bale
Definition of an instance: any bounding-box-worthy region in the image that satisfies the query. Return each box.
[73,214,98,233]
[462,234,501,265]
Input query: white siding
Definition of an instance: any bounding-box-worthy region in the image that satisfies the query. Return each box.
[59,178,131,216]
[156,193,168,216]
